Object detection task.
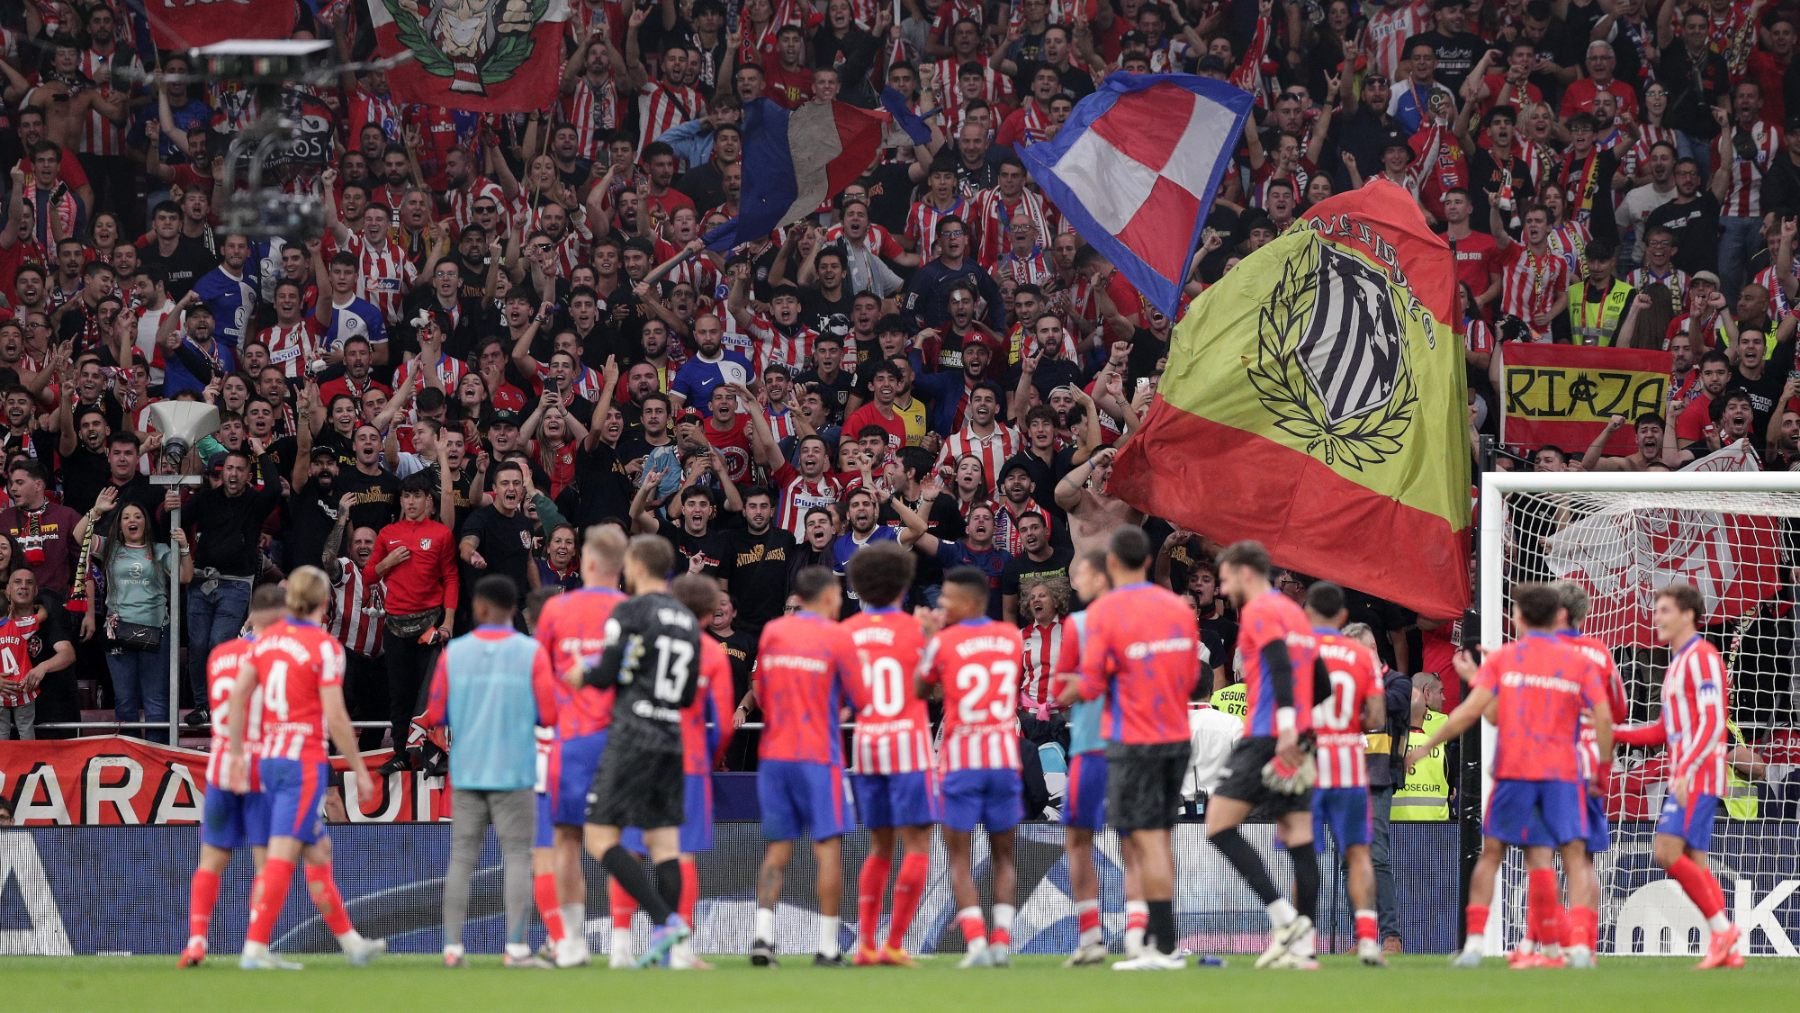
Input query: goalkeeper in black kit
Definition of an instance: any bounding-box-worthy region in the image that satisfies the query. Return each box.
[579,535,704,969]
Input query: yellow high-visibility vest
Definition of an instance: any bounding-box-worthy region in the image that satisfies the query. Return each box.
[1723,721,1758,820]
[1392,711,1451,821]
[1212,683,1247,721]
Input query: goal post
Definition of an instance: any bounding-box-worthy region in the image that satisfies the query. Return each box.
[1477,468,1800,958]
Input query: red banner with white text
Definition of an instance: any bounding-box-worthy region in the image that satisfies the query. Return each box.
[0,736,450,826]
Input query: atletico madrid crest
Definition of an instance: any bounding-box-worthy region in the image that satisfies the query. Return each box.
[379,0,551,95]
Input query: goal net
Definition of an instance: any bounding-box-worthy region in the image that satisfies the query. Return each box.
[1480,464,1800,958]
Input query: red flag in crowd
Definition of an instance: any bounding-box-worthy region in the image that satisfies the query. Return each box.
[366,0,572,113]
[142,0,296,49]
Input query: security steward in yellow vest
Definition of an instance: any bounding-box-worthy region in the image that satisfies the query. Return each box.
[1723,721,1761,820]
[1394,673,1453,821]
[1563,240,1635,346]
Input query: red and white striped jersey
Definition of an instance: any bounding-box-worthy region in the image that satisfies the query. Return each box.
[1495,243,1569,324]
[445,177,505,235]
[772,462,842,537]
[845,607,935,775]
[995,248,1054,289]
[78,49,138,157]
[1620,125,1677,180]
[1464,318,1495,357]
[746,311,819,373]
[395,352,472,393]
[344,231,417,324]
[969,188,1052,269]
[251,619,346,764]
[328,558,384,657]
[904,195,969,254]
[824,221,905,262]
[535,361,606,403]
[764,404,797,444]
[258,319,328,381]
[937,424,1020,492]
[637,80,706,152]
[1020,620,1062,712]
[1545,221,1592,278]
[206,638,263,791]
[933,60,1013,134]
[349,86,402,146]
[919,618,1024,771]
[560,76,624,161]
[993,501,1051,557]
[1312,630,1380,789]
[1658,634,1730,797]
[1713,121,1781,217]
[1561,631,1627,787]
[1361,0,1430,80]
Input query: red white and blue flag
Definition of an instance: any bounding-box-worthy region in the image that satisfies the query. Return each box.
[705,98,887,251]
[1019,74,1252,317]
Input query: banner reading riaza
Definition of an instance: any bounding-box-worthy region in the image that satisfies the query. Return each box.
[1500,344,1672,457]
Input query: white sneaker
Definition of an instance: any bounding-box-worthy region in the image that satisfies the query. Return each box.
[1064,942,1108,967]
[1255,916,1312,969]
[1449,947,1484,968]
[240,951,304,971]
[1567,947,1595,970]
[345,937,386,967]
[669,941,714,970]
[1113,951,1187,971]
[958,947,992,969]
[988,942,1011,967]
[609,946,637,969]
[1263,951,1320,970]
[555,937,591,968]
[1357,938,1387,967]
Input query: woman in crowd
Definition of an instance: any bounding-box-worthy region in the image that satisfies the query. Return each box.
[99,498,194,743]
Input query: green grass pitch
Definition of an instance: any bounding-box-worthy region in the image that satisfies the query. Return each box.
[5,955,1791,1012]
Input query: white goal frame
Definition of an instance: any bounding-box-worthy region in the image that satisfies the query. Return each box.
[1477,469,1800,956]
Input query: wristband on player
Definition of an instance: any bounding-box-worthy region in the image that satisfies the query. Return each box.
[1276,707,1297,734]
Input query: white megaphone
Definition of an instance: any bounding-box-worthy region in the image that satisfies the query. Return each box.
[149,401,220,470]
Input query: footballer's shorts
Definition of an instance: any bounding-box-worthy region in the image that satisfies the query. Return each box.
[534,793,555,848]
[1062,751,1108,831]
[1107,741,1191,833]
[201,788,271,850]
[587,744,683,831]
[852,770,941,830]
[941,768,1024,834]
[1483,779,1586,847]
[554,731,608,828]
[1584,790,1611,854]
[1656,791,1721,852]
[260,758,331,845]
[759,761,847,841]
[1214,736,1312,815]
[621,774,716,853]
[1312,786,1373,853]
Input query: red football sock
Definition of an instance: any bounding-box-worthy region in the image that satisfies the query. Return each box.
[247,858,296,946]
[1568,907,1598,951]
[609,877,639,927]
[1466,904,1490,937]
[1355,912,1378,943]
[958,909,987,946]
[885,852,928,950]
[1077,900,1102,937]
[188,868,221,941]
[534,873,565,944]
[678,858,700,927]
[1126,906,1150,935]
[857,852,893,951]
[990,925,1012,948]
[1527,869,1563,949]
[304,863,354,936]
[1669,856,1723,918]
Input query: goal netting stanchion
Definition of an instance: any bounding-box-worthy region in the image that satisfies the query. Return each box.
[1479,467,1800,958]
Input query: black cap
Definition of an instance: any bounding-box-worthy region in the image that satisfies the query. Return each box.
[490,409,523,428]
[1196,54,1228,74]
[1432,0,1464,10]
[1000,456,1033,480]
[310,444,339,461]
[1786,114,1800,134]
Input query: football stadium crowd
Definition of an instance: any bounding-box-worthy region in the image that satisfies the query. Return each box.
[0,0,1796,802]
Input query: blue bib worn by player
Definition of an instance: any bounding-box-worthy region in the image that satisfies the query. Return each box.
[436,628,550,790]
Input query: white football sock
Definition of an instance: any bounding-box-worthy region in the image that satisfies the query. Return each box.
[818,916,841,958]
[1266,898,1298,930]
[755,907,775,944]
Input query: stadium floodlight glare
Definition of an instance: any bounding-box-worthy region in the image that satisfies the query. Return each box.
[149,402,219,471]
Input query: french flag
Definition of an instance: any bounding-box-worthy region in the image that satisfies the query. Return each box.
[704,99,887,251]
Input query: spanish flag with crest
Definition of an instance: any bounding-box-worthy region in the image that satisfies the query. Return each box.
[1109,180,1471,619]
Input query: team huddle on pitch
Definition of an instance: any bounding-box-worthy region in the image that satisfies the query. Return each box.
[172,525,1739,973]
